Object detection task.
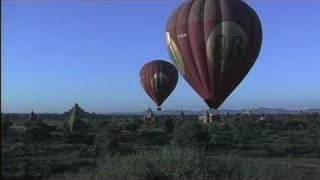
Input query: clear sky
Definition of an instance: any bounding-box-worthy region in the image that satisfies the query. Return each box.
[2,0,320,113]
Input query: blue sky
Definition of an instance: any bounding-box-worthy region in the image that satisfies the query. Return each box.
[2,0,320,113]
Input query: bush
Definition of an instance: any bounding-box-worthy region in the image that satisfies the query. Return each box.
[94,122,135,156]
[138,129,170,146]
[95,147,204,180]
[87,147,291,180]
[163,119,175,134]
[125,119,143,133]
[208,122,238,148]
[171,120,209,149]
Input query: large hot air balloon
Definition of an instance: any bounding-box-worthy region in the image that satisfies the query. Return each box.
[166,0,262,110]
[140,60,178,110]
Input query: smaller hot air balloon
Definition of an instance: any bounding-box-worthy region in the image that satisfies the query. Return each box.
[140,60,178,111]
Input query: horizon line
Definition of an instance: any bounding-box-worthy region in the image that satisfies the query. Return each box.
[2,106,320,114]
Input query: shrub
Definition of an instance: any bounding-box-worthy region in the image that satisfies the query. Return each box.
[125,119,143,133]
[95,147,204,180]
[94,122,135,156]
[171,120,209,149]
[163,119,175,134]
[89,147,291,180]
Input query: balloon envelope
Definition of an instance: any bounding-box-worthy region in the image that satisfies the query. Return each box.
[166,0,262,109]
[140,60,178,109]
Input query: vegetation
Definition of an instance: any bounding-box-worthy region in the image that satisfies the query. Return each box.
[2,112,320,179]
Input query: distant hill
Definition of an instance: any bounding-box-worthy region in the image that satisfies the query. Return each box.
[241,107,320,115]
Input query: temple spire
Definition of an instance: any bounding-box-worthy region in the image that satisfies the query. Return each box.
[28,110,38,121]
[64,103,88,135]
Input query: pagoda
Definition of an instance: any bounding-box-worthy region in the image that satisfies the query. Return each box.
[64,103,88,135]
[144,108,156,125]
[25,111,44,129]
